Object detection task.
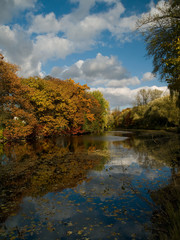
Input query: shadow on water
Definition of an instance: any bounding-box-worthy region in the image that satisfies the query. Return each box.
[0,130,179,239]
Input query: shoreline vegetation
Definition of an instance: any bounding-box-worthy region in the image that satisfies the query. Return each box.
[0,55,180,143]
[0,54,109,142]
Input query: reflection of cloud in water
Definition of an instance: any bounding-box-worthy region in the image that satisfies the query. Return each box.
[75,147,168,200]
[145,171,161,181]
[1,131,175,240]
[4,195,77,229]
[29,195,78,220]
[4,192,149,239]
[109,155,139,167]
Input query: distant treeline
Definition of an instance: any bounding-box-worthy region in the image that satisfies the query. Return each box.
[0,54,109,141]
[109,89,179,130]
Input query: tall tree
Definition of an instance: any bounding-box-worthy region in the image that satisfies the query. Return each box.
[83,90,109,133]
[137,0,180,106]
[134,89,163,106]
[0,54,37,140]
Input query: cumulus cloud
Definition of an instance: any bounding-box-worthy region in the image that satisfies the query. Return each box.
[142,72,155,81]
[0,24,47,77]
[51,53,140,87]
[0,0,36,24]
[0,25,33,63]
[33,34,75,61]
[29,0,136,43]
[0,0,140,77]
[0,25,40,76]
[28,12,61,34]
[106,77,140,87]
[0,0,167,80]
[81,53,127,79]
[3,0,123,76]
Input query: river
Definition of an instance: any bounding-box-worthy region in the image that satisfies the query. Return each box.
[0,130,179,240]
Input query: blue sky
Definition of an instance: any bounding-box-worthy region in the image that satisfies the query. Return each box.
[0,0,168,109]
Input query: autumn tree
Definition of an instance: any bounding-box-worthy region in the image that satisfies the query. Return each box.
[1,56,109,140]
[0,54,37,140]
[137,0,180,106]
[22,77,96,136]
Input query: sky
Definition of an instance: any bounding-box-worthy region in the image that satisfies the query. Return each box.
[0,0,169,109]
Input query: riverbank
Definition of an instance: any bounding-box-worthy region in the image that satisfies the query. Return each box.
[0,126,179,144]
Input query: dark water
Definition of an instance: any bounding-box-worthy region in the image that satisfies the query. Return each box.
[0,130,180,240]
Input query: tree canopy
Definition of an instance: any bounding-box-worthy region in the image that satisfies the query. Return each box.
[0,56,109,140]
[134,88,163,106]
[137,0,180,106]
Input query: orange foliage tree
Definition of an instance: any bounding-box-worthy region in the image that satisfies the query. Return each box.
[0,55,37,140]
[22,77,96,136]
[1,55,109,140]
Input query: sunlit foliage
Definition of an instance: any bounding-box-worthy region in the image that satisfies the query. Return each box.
[83,90,109,133]
[0,56,109,140]
[0,54,37,140]
[109,94,179,130]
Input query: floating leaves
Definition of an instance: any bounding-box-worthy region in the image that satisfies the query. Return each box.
[1,130,179,239]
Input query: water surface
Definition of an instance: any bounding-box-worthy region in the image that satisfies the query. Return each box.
[0,130,179,239]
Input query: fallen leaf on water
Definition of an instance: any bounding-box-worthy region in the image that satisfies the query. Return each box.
[67,231,72,236]
[78,230,83,235]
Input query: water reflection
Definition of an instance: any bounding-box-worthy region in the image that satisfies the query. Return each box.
[0,131,179,239]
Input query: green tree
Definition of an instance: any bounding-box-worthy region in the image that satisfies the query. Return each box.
[137,0,180,106]
[84,90,109,133]
[134,89,163,106]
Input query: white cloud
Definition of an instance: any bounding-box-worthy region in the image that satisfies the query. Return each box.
[29,0,136,43]
[142,72,155,81]
[90,87,135,108]
[0,25,37,75]
[0,25,46,77]
[149,0,169,16]
[51,53,140,87]
[33,34,75,61]
[138,0,170,30]
[0,25,33,63]
[0,25,78,77]
[28,12,61,34]
[25,0,139,76]
[0,0,168,80]
[0,0,36,24]
[0,0,141,77]
[81,53,127,79]
[106,77,140,87]
[90,86,168,109]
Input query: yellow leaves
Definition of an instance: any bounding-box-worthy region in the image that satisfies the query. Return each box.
[67,231,73,236]
[78,230,83,235]
[1,55,109,139]
[86,113,95,122]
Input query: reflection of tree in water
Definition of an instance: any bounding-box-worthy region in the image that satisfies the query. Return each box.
[150,172,180,240]
[0,137,109,224]
[120,130,180,168]
[113,131,180,239]
[121,131,180,239]
[0,130,179,239]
